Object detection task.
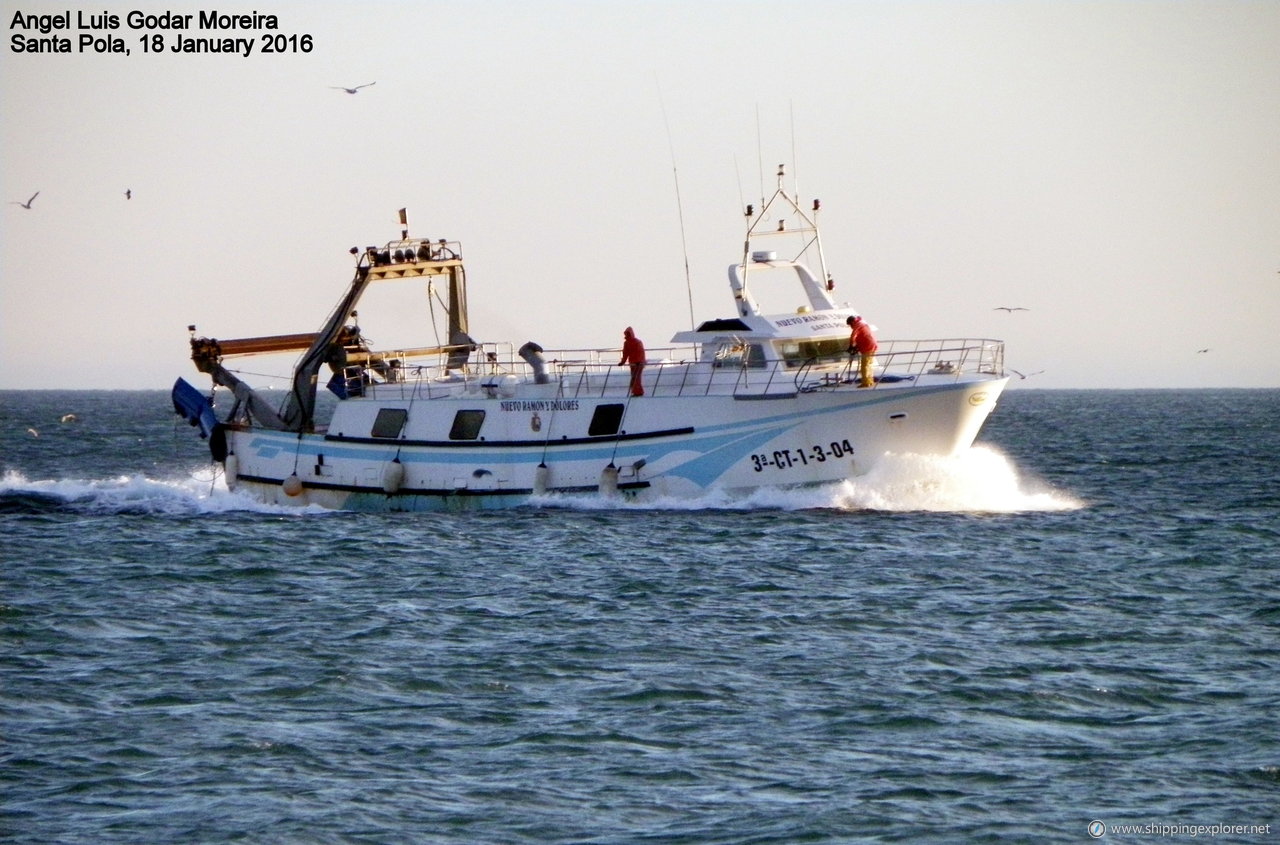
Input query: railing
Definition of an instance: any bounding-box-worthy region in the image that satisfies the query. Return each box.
[334,338,1005,402]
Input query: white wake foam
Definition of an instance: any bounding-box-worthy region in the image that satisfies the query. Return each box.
[535,446,1083,514]
[0,469,325,515]
[2,446,1079,516]
[829,445,1082,513]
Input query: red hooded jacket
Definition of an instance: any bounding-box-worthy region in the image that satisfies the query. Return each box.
[849,318,877,354]
[620,327,646,365]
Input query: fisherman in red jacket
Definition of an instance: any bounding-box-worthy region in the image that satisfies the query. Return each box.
[846,315,878,388]
[619,326,646,396]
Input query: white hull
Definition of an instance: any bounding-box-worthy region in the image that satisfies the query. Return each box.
[221,376,1006,512]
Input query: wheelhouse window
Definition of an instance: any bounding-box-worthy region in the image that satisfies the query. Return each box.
[449,410,486,440]
[711,342,768,368]
[371,408,408,438]
[776,337,847,368]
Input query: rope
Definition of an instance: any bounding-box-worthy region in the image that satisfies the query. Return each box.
[608,388,636,467]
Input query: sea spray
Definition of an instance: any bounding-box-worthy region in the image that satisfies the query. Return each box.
[834,445,1083,513]
[531,446,1082,513]
[1,446,1080,516]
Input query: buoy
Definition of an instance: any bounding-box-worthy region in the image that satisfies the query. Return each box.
[599,464,619,496]
[282,474,304,497]
[533,463,550,495]
[382,458,405,493]
[224,453,239,486]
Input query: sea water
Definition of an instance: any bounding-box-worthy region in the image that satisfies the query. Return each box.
[1,389,1277,843]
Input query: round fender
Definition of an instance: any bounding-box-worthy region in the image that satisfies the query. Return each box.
[382,458,405,494]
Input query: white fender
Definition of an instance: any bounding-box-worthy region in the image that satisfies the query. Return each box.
[599,464,619,496]
[282,474,304,497]
[224,453,239,487]
[533,463,550,495]
[382,458,405,493]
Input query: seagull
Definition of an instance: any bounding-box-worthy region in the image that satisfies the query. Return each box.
[994,306,1029,312]
[1011,369,1044,379]
[9,191,38,209]
[125,189,131,200]
[331,82,376,94]
[1196,348,1210,353]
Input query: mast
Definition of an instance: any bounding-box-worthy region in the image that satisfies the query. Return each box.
[188,211,468,433]
[279,260,373,431]
[731,164,835,317]
[447,260,468,342]
[742,164,827,276]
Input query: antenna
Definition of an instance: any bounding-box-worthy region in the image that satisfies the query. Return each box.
[789,101,799,203]
[656,79,696,331]
[734,153,746,215]
[756,104,765,211]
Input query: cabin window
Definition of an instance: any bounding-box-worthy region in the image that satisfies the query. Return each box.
[449,410,486,440]
[588,404,625,436]
[777,337,847,368]
[371,408,408,438]
[712,342,767,368]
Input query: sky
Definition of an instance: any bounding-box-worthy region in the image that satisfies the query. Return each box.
[3,0,1278,390]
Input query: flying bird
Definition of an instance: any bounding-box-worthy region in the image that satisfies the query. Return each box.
[1196,348,1210,354]
[125,189,131,200]
[993,306,1029,312]
[1011,369,1044,379]
[9,191,38,209]
[331,82,376,94]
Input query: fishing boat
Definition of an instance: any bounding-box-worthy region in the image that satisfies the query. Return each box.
[173,167,1009,510]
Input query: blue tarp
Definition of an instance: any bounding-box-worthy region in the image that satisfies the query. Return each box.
[171,377,218,439]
